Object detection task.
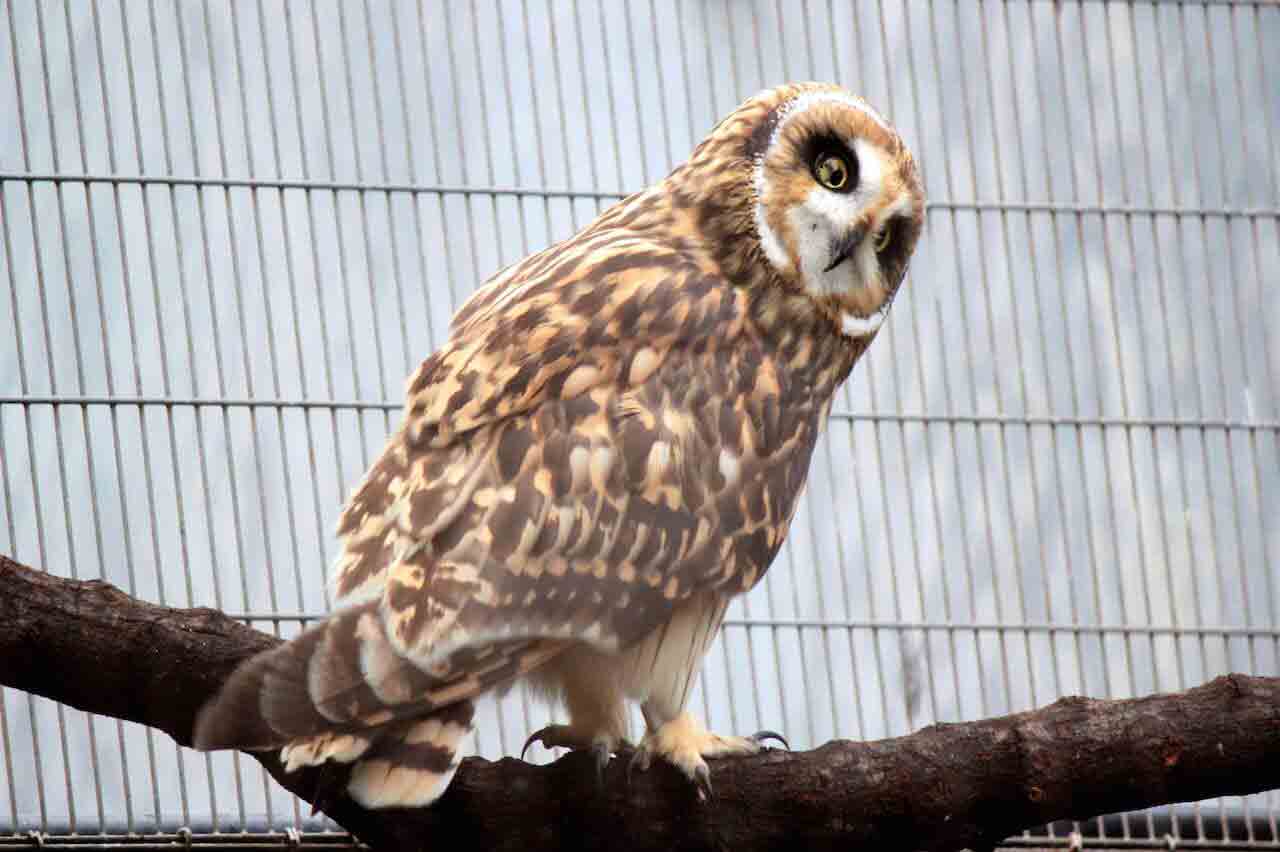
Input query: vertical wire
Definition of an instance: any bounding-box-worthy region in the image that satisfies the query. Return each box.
[790,0,853,744]
[876,0,946,730]
[435,1,487,316]
[900,0,977,725]
[0,406,21,831]
[113,0,194,827]
[666,0,727,733]
[721,0,778,731]
[1024,1,1090,726]
[170,0,252,825]
[224,0,311,826]
[411,1,464,318]
[1099,0,1164,723]
[0,5,54,824]
[0,692,15,831]
[647,0,677,171]
[773,0,824,741]
[1152,4,1211,837]
[1116,5,1183,836]
[332,1,391,426]
[385,0,442,359]
[195,0,283,826]
[142,0,225,827]
[279,6,358,822]
[974,0,1044,716]
[781,0,829,746]
[306,0,376,504]
[82,0,172,829]
[1169,17,1231,841]
[1246,0,1280,700]
[817,0,868,743]
[485,0,543,751]
[950,0,1029,720]
[995,0,1064,717]
[60,0,126,828]
[29,0,110,832]
[723,0,767,733]
[437,0,514,756]
[518,0,566,745]
[747,0,819,741]
[406,0,475,749]
[1120,0,1179,704]
[1044,5,1119,732]
[1139,0,1194,710]
[282,0,349,619]
[1071,4,1153,835]
[677,0,744,738]
[1203,0,1263,694]
[839,0,897,740]
[1073,0,1142,701]
[1172,2,1241,707]
[1196,7,1259,834]
[1011,11,1090,837]
[358,0,412,377]
[252,0,333,640]
[918,0,992,723]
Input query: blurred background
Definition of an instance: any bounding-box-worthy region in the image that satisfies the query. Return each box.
[1,0,1277,846]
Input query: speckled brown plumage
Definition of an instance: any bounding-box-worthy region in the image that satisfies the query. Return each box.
[194,82,925,810]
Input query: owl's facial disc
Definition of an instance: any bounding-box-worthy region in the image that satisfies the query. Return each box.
[752,89,923,339]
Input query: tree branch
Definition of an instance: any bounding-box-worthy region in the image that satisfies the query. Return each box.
[2,553,1277,852]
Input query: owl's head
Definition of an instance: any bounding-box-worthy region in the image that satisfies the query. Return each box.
[691,83,925,340]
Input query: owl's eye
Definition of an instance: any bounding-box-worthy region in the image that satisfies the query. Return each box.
[813,152,853,193]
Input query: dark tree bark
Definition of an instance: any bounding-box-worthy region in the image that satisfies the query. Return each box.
[2,553,1278,852]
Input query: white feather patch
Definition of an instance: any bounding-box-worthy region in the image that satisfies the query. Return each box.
[841,307,888,338]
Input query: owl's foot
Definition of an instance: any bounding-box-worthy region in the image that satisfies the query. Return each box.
[520,724,622,790]
[626,712,788,801]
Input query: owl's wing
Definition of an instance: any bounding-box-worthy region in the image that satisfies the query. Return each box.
[195,234,820,761]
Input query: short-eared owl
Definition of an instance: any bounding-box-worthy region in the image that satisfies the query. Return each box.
[195,82,925,809]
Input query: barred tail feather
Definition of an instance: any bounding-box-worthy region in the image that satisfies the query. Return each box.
[344,701,475,808]
[193,600,442,752]
[193,600,481,809]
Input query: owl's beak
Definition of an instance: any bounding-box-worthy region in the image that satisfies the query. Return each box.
[823,223,867,273]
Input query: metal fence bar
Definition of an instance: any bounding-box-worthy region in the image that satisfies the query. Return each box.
[6,172,1280,220]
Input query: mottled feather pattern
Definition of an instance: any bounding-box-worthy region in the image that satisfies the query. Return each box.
[194,82,925,810]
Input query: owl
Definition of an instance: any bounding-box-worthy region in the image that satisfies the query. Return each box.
[194,82,925,809]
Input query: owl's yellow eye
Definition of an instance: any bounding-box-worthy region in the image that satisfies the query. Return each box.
[813,152,851,192]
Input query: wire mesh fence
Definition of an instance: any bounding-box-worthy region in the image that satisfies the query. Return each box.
[0,0,1277,846]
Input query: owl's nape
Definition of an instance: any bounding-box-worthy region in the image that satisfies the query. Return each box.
[192,82,923,812]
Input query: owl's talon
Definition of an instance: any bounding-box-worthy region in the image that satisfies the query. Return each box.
[591,741,611,791]
[750,730,790,750]
[693,762,713,801]
[628,745,651,779]
[520,724,585,760]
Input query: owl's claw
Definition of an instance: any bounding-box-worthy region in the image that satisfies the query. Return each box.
[522,725,619,792]
[591,741,610,791]
[626,743,651,787]
[750,729,790,750]
[521,724,589,760]
[693,762,713,801]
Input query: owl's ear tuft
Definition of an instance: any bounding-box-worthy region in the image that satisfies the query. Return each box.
[746,103,785,160]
